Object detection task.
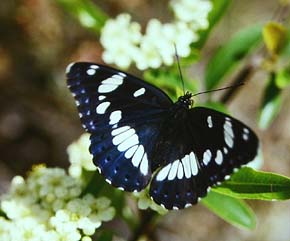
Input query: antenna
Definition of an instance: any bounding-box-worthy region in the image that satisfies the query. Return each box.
[174,44,185,95]
[192,83,244,97]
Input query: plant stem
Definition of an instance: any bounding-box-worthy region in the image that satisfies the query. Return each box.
[220,65,254,104]
[129,209,157,241]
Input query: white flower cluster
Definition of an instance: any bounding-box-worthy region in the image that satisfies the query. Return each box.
[100,0,212,70]
[67,133,96,178]
[0,166,115,241]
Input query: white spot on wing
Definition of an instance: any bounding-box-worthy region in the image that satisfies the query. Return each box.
[133,88,146,97]
[224,120,234,137]
[224,175,230,180]
[189,152,198,176]
[203,149,212,166]
[223,147,228,154]
[140,153,149,175]
[66,62,75,74]
[109,110,122,125]
[112,128,135,145]
[118,72,126,77]
[168,160,179,180]
[225,133,234,148]
[90,65,99,69]
[96,102,110,114]
[185,203,192,208]
[181,154,191,179]
[124,145,138,159]
[98,95,106,101]
[242,128,250,141]
[156,163,172,181]
[224,119,234,148]
[243,133,249,141]
[87,69,96,75]
[117,134,139,152]
[215,150,223,165]
[98,84,119,93]
[207,115,213,128]
[101,75,124,85]
[177,161,184,179]
[243,128,249,134]
[111,126,130,136]
[132,145,144,167]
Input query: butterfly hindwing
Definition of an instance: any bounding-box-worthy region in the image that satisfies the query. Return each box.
[149,107,259,209]
[66,62,172,191]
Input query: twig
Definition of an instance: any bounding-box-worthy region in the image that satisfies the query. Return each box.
[129,209,157,241]
[220,64,254,104]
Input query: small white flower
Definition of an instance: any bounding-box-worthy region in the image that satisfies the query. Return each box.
[100,0,212,70]
[67,133,96,178]
[0,217,12,240]
[0,166,115,240]
[100,14,142,69]
[11,217,47,241]
[1,199,31,220]
[171,0,212,29]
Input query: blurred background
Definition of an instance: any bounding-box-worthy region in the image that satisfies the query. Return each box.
[0,0,289,240]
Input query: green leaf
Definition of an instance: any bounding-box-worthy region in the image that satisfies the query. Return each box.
[213,167,290,201]
[205,24,262,90]
[202,191,256,230]
[57,0,108,33]
[275,67,290,88]
[144,67,198,101]
[193,0,232,49]
[96,230,113,241]
[258,72,282,129]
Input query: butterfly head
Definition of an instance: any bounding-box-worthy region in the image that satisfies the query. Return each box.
[177,92,193,109]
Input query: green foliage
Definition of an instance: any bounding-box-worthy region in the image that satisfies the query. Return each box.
[193,0,232,49]
[96,230,114,241]
[276,67,290,88]
[258,73,282,129]
[213,167,290,200]
[57,0,107,33]
[144,67,198,101]
[202,191,256,230]
[205,24,262,90]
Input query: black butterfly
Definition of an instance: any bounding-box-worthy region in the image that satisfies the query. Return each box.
[66,62,259,210]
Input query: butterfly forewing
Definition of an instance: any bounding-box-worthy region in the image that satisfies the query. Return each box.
[67,62,172,191]
[149,107,259,209]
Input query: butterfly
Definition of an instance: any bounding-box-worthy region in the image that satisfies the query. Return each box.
[66,62,259,210]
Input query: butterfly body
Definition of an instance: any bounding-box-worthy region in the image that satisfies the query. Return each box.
[67,62,259,210]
